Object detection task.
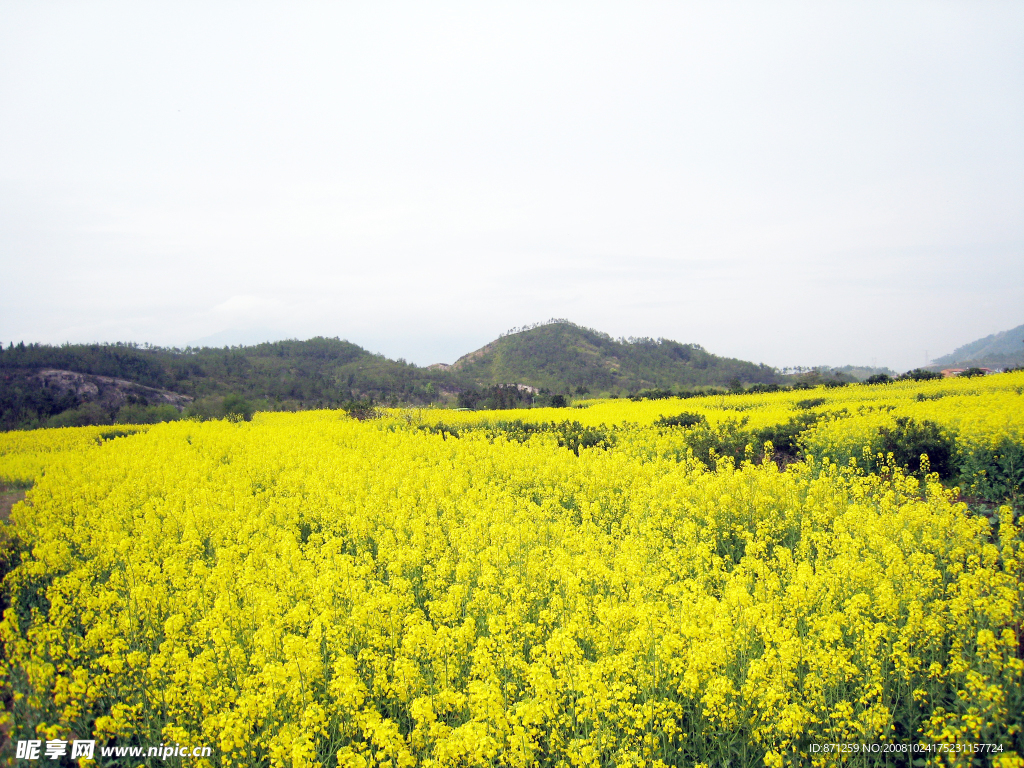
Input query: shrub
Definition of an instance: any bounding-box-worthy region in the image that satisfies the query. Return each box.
[418,419,616,456]
[222,394,255,422]
[684,420,753,470]
[44,402,111,428]
[957,438,1024,505]
[654,412,707,429]
[795,398,826,410]
[878,417,955,479]
[754,412,823,462]
[343,399,379,421]
[547,420,615,455]
[629,388,676,401]
[115,403,182,425]
[456,385,535,411]
[900,368,942,381]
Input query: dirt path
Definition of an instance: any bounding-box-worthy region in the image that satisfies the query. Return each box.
[0,487,27,523]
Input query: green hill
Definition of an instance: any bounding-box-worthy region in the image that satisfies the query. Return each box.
[443,320,779,394]
[0,337,461,430]
[932,323,1024,369]
[0,320,782,430]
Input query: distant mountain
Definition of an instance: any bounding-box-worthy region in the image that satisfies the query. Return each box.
[443,320,780,393]
[0,320,781,429]
[932,323,1024,369]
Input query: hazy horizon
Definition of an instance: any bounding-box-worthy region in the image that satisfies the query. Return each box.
[6,316,1015,375]
[3,2,1022,372]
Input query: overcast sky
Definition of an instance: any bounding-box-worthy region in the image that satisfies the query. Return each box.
[1,2,1022,371]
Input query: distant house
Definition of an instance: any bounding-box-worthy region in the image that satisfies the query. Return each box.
[941,367,993,378]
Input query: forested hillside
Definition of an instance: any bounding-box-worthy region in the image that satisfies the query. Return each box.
[932,322,1024,369]
[2,320,782,430]
[445,321,779,392]
[0,338,460,430]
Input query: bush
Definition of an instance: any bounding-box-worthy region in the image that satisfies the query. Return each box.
[746,383,783,394]
[678,411,843,470]
[795,398,826,410]
[417,422,461,439]
[630,388,676,401]
[184,395,255,422]
[956,438,1024,505]
[223,394,255,422]
[754,412,823,462]
[96,428,137,442]
[864,374,893,385]
[684,421,753,470]
[184,398,220,421]
[343,399,379,421]
[457,385,534,410]
[44,402,111,428]
[547,421,614,455]
[418,419,616,456]
[654,412,707,429]
[900,368,942,381]
[878,417,955,479]
[115,403,182,425]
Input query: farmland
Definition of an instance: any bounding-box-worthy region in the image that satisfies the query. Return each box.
[1,373,1023,767]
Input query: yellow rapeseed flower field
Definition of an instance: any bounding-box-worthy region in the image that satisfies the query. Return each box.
[1,373,1022,767]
